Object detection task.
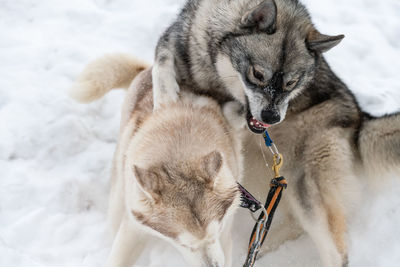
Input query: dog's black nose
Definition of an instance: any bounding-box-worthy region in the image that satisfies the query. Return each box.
[261,109,280,124]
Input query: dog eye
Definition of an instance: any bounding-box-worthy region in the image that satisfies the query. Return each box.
[252,67,264,82]
[287,80,295,86]
[285,79,298,90]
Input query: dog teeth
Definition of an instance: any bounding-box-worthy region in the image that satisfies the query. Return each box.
[249,117,267,130]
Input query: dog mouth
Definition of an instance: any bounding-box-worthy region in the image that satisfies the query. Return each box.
[246,111,270,134]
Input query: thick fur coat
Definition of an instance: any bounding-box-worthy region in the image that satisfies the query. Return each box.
[151,0,400,266]
[70,54,244,267]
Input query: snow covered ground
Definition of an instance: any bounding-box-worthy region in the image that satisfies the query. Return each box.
[1,0,400,266]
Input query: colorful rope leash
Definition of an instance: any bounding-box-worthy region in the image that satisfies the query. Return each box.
[238,130,287,267]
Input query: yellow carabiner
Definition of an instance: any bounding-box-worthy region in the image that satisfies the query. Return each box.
[272,154,283,178]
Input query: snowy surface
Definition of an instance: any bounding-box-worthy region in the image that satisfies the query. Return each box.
[0,0,400,266]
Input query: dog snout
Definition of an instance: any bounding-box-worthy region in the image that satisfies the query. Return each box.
[261,108,280,124]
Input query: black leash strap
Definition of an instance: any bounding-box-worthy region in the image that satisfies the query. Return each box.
[243,176,287,267]
[238,129,287,267]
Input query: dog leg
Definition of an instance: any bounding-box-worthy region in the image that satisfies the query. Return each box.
[106,214,149,267]
[152,49,180,110]
[287,187,346,267]
[325,200,348,266]
[287,131,356,267]
[220,218,234,267]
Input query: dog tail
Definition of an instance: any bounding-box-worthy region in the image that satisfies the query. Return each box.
[69,54,149,103]
[359,112,400,177]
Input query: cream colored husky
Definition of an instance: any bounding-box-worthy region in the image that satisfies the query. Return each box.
[70,54,244,267]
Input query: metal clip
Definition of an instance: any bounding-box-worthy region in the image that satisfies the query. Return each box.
[272,154,283,178]
[263,131,280,161]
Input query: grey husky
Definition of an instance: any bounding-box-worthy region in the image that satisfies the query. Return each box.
[152,0,400,266]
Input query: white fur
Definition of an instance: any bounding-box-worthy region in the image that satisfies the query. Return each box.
[152,54,180,109]
[215,54,246,104]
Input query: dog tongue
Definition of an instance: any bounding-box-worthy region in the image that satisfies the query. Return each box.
[250,117,270,129]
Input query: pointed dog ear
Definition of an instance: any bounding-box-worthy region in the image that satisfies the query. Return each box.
[132,165,163,201]
[201,151,223,183]
[306,29,345,53]
[241,0,277,34]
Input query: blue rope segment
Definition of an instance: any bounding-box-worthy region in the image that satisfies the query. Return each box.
[263,130,274,147]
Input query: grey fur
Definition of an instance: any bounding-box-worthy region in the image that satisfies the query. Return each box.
[152,0,345,122]
[151,0,400,266]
